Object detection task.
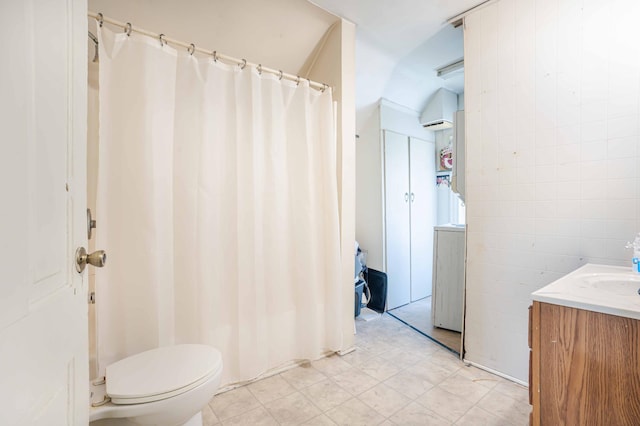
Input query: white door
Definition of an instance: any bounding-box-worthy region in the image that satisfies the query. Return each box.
[384,130,411,309]
[0,0,89,424]
[409,137,435,301]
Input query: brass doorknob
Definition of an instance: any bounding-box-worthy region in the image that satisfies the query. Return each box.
[75,247,107,273]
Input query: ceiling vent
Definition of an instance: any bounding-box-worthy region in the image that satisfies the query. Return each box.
[420,88,458,130]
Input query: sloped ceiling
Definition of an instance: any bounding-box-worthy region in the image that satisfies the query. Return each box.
[88,0,338,75]
[88,0,484,131]
[310,0,474,59]
[310,0,483,130]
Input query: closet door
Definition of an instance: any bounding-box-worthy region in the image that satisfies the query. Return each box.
[384,130,411,309]
[409,137,435,301]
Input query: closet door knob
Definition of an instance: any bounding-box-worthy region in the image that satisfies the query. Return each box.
[404,192,409,202]
[75,247,107,273]
[411,193,415,202]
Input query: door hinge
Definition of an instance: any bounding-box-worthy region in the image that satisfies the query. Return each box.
[89,291,96,304]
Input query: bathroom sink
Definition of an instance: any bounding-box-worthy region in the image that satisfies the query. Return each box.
[573,272,640,296]
[532,264,640,320]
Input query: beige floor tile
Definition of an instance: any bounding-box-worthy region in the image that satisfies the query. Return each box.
[338,347,377,367]
[379,333,406,345]
[202,404,220,425]
[312,354,353,377]
[357,338,396,356]
[378,347,427,369]
[331,367,379,395]
[399,338,445,357]
[416,386,474,423]
[454,405,511,426]
[438,372,492,404]
[358,355,403,381]
[208,386,261,421]
[300,378,352,412]
[375,347,404,361]
[280,363,327,390]
[303,414,338,425]
[264,392,321,426]
[358,383,410,416]
[411,360,455,386]
[423,349,464,374]
[388,401,452,426]
[492,379,529,404]
[456,365,501,389]
[247,374,296,404]
[475,389,531,425]
[387,297,462,353]
[206,314,531,426]
[326,397,386,426]
[384,368,435,399]
[222,406,278,426]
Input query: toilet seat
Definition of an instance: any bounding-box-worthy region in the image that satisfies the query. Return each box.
[106,344,222,405]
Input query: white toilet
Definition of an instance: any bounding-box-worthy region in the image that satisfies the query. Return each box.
[89,344,223,426]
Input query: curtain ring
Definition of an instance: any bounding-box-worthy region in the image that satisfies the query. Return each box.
[296,76,300,86]
[212,50,218,62]
[278,70,283,81]
[306,78,311,86]
[239,59,247,70]
[321,83,328,93]
[257,64,262,75]
[97,13,104,28]
[159,34,166,47]
[124,22,132,37]
[188,43,195,55]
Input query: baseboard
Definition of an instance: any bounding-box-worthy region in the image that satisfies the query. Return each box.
[337,346,356,356]
[462,359,528,387]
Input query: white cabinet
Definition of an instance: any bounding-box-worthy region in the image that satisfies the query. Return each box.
[432,225,465,332]
[384,130,436,309]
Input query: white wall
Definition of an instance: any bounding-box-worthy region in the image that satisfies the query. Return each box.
[379,99,434,141]
[463,0,640,382]
[88,0,337,75]
[355,106,384,269]
[306,19,357,352]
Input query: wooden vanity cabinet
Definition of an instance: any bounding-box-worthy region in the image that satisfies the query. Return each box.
[529,301,640,425]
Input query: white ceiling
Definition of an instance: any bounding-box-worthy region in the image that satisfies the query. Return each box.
[309,0,483,129]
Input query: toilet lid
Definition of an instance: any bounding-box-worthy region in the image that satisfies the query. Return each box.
[106,344,222,405]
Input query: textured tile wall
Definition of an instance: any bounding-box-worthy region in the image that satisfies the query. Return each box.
[463,0,640,381]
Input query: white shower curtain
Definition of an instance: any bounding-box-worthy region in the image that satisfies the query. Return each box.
[96,26,343,385]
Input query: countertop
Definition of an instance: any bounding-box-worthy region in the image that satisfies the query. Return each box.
[532,263,640,320]
[434,224,466,232]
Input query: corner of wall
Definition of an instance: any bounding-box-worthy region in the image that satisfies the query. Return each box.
[304,19,357,352]
[355,106,384,271]
[298,20,340,79]
[379,99,435,142]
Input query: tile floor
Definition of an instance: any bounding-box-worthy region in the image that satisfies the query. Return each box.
[202,314,530,425]
[387,297,462,354]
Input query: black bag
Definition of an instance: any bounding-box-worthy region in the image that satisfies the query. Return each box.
[363,268,387,313]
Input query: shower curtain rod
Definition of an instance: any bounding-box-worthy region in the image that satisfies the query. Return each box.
[88,11,330,92]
